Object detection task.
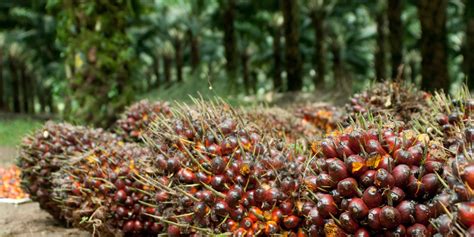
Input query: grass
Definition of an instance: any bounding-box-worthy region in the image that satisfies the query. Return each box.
[0,118,42,146]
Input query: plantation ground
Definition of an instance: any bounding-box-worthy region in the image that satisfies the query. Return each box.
[0,146,89,237]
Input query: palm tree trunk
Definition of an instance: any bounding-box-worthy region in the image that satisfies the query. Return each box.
[189,30,200,72]
[375,9,387,81]
[223,0,237,85]
[19,63,31,113]
[418,0,450,91]
[0,48,4,111]
[153,55,160,88]
[174,38,183,82]
[272,26,283,92]
[163,54,172,86]
[388,0,403,79]
[241,49,250,94]
[8,55,21,113]
[282,0,303,91]
[466,0,474,90]
[311,10,326,88]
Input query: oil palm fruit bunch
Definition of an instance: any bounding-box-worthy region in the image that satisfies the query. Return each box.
[306,122,450,236]
[345,81,430,124]
[115,99,171,142]
[137,99,312,236]
[52,142,157,236]
[17,122,120,222]
[244,106,323,143]
[294,103,344,133]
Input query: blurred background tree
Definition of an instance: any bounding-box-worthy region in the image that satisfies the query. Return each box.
[0,0,471,125]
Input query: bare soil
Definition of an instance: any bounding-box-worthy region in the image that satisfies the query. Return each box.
[0,146,90,237]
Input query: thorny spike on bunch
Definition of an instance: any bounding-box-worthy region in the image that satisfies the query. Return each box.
[17,122,120,222]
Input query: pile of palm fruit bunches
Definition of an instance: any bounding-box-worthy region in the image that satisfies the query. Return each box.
[16,81,474,236]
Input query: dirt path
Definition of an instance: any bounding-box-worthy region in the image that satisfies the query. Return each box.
[0,146,90,237]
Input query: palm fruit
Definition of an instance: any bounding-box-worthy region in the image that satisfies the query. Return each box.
[137,99,310,236]
[17,121,120,222]
[244,106,323,143]
[52,142,156,236]
[0,165,28,199]
[115,99,171,142]
[294,103,344,133]
[306,122,450,236]
[346,81,430,124]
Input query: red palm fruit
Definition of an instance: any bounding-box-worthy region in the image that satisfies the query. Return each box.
[264,188,282,204]
[346,155,368,177]
[457,202,474,226]
[408,145,423,166]
[308,208,325,226]
[393,148,413,165]
[414,204,431,225]
[280,200,294,215]
[123,220,134,233]
[424,160,443,174]
[384,225,406,237]
[365,139,387,155]
[362,186,383,208]
[367,207,382,230]
[406,223,428,237]
[316,194,338,218]
[167,225,181,237]
[133,220,143,233]
[210,175,226,191]
[421,173,440,197]
[281,177,297,193]
[304,175,318,191]
[283,215,300,229]
[214,200,229,216]
[177,168,196,183]
[150,222,163,233]
[336,141,354,158]
[384,135,402,154]
[114,189,127,203]
[387,187,406,204]
[354,228,370,237]
[264,221,279,235]
[321,139,338,158]
[436,114,449,125]
[462,163,474,189]
[194,202,209,217]
[406,175,426,199]
[339,211,359,234]
[392,164,411,188]
[348,130,364,154]
[229,204,244,221]
[316,173,336,189]
[348,198,369,219]
[363,129,379,145]
[374,168,395,188]
[271,208,283,223]
[397,200,416,225]
[210,156,226,174]
[225,188,242,207]
[315,158,328,172]
[327,158,349,182]
[434,214,453,235]
[376,155,395,170]
[379,206,401,229]
[360,170,376,187]
[337,177,361,197]
[240,217,254,229]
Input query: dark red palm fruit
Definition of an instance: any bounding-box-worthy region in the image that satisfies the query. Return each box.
[150,222,163,233]
[229,204,245,221]
[339,211,359,234]
[241,191,255,207]
[331,189,343,205]
[360,170,376,187]
[315,158,328,172]
[406,175,426,199]
[392,164,411,188]
[308,225,323,237]
[414,204,431,225]
[436,114,449,125]
[254,187,265,203]
[166,158,180,173]
[304,175,319,191]
[363,129,379,144]
[116,206,127,218]
[271,208,284,223]
[420,173,440,197]
[380,206,401,229]
[114,179,126,190]
[283,215,300,229]
[210,175,226,191]
[384,136,402,154]
[432,193,450,215]
[367,207,382,230]
[264,188,282,204]
[316,173,336,190]
[407,145,423,166]
[308,208,325,226]
[337,177,361,198]
[462,163,474,189]
[346,155,368,177]
[210,156,226,174]
[354,228,370,237]
[435,214,453,236]
[374,168,395,188]
[384,225,406,237]
[177,168,196,183]
[336,141,354,158]
[340,198,350,211]
[193,202,209,217]
[280,200,294,215]
[123,220,134,233]
[365,139,387,155]
[387,187,405,204]
[264,221,279,235]
[406,223,428,237]
[348,130,364,154]
[225,188,242,207]
[424,160,443,174]
[281,177,297,193]
[214,200,229,216]
[465,127,474,143]
[397,200,416,225]
[393,149,413,166]
[348,198,369,219]
[321,139,338,158]
[301,201,315,216]
[167,225,181,237]
[316,193,338,218]
[362,186,383,208]
[327,158,349,182]
[114,189,127,203]
[133,220,143,233]
[457,202,474,226]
